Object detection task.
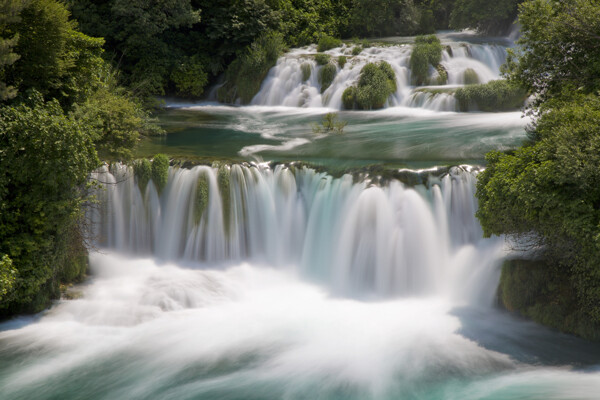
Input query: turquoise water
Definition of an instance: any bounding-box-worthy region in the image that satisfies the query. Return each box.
[140,104,528,169]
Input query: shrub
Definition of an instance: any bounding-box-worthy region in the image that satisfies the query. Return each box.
[338,55,347,68]
[217,165,231,233]
[454,80,527,111]
[355,62,397,109]
[342,86,357,109]
[312,113,347,134]
[409,34,442,85]
[435,64,448,85]
[194,174,209,224]
[319,63,337,93]
[170,56,209,98]
[217,32,285,104]
[133,159,152,191]
[352,46,362,56]
[317,34,342,52]
[151,154,169,192]
[314,53,331,66]
[0,255,16,301]
[301,63,312,81]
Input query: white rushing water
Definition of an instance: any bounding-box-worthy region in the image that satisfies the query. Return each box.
[88,164,503,303]
[2,164,600,399]
[251,41,508,111]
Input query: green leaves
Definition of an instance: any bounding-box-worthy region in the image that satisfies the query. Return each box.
[409,35,442,86]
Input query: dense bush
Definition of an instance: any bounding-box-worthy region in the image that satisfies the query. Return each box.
[450,0,521,35]
[0,95,98,312]
[317,34,342,52]
[342,86,356,109]
[318,63,337,93]
[351,61,397,110]
[338,55,347,68]
[476,94,600,324]
[218,32,285,104]
[314,53,331,66]
[454,80,527,111]
[133,159,152,191]
[409,35,443,85]
[171,56,209,98]
[463,68,479,85]
[151,154,169,192]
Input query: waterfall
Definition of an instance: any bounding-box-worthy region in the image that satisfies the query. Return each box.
[89,163,503,304]
[250,42,508,111]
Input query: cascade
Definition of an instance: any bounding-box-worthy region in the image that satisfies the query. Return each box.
[251,42,508,111]
[89,163,503,303]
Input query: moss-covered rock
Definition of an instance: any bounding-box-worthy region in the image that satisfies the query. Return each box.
[455,80,528,112]
[498,259,600,341]
[319,63,337,93]
[463,68,479,85]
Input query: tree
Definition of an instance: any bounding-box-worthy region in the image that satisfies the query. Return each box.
[0,94,99,312]
[503,0,600,106]
[0,0,27,101]
[449,0,520,34]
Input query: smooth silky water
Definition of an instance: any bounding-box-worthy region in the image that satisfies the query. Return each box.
[2,33,600,400]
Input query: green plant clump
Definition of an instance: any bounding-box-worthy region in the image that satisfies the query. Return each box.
[342,86,357,109]
[352,46,362,56]
[319,63,337,93]
[301,63,312,81]
[195,174,209,224]
[409,34,442,85]
[338,55,347,68]
[151,154,169,192]
[343,61,397,110]
[317,34,342,52]
[314,53,331,66]
[217,32,285,104]
[313,112,347,134]
[454,80,527,111]
[436,64,448,85]
[133,158,152,191]
[217,165,231,233]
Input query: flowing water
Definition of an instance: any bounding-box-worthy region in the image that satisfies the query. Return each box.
[2,32,600,400]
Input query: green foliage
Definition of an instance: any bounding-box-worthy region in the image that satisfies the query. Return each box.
[476,94,600,323]
[217,165,230,233]
[314,53,331,66]
[354,61,397,110]
[435,64,448,85]
[342,86,356,109]
[318,63,337,93]
[301,63,311,81]
[133,158,152,191]
[498,259,600,341]
[351,46,362,56]
[218,31,285,104]
[348,0,420,37]
[194,173,209,224]
[0,254,16,301]
[0,94,98,313]
[312,112,347,134]
[0,0,26,101]
[317,34,341,52]
[171,56,209,98]
[504,0,600,106]
[450,0,520,34]
[338,55,347,68]
[151,154,169,192]
[454,80,527,111]
[73,86,163,160]
[409,35,442,85]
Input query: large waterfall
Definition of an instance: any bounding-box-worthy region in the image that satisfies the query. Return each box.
[251,41,508,111]
[89,163,503,304]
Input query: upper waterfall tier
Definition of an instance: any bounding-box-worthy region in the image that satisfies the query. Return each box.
[88,163,504,303]
[250,40,508,111]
